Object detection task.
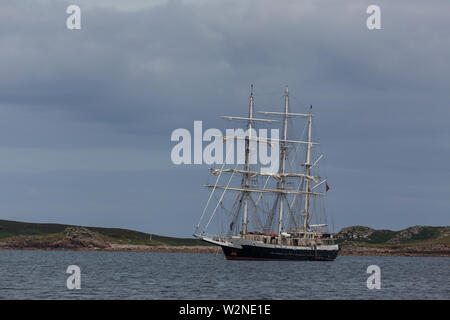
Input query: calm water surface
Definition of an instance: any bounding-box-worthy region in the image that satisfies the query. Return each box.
[0,250,448,299]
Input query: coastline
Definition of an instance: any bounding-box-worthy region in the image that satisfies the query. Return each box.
[0,244,221,254]
[1,221,449,257]
[1,244,449,257]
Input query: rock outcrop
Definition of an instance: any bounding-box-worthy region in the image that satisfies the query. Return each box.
[0,227,110,250]
[338,226,374,241]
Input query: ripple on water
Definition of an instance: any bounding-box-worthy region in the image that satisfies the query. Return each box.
[0,250,448,299]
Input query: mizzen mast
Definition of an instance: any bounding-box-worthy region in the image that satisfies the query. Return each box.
[303,105,313,230]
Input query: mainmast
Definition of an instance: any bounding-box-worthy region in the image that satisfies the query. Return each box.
[303,105,313,230]
[242,85,254,235]
[278,87,289,235]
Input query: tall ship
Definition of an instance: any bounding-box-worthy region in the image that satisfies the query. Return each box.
[194,86,339,261]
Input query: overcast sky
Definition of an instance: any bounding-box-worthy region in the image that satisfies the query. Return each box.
[0,0,449,236]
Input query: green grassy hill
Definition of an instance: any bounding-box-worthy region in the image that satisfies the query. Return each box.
[0,219,209,246]
[1,219,449,249]
[337,225,450,247]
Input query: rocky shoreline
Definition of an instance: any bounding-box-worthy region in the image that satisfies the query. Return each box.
[0,226,449,257]
[0,244,222,254]
[1,241,448,257]
[338,245,450,257]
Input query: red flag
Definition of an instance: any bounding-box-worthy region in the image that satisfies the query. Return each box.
[326,183,330,192]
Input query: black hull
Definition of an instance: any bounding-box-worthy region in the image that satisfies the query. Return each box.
[221,245,339,261]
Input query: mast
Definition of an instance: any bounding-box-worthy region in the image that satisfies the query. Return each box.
[278,87,289,235]
[303,105,313,230]
[242,84,254,235]
[200,86,323,238]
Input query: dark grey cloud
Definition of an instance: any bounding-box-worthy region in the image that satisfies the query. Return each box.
[0,0,449,236]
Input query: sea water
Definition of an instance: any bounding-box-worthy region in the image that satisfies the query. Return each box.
[0,250,448,299]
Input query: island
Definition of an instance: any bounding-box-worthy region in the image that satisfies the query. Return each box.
[0,219,448,257]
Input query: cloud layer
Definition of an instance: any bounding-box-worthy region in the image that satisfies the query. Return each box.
[0,0,449,235]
